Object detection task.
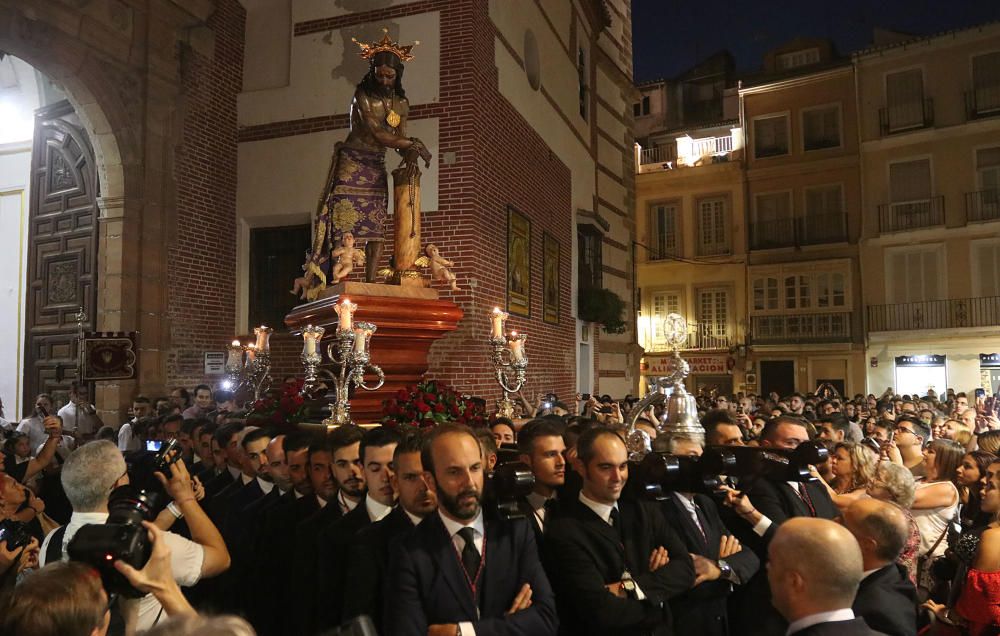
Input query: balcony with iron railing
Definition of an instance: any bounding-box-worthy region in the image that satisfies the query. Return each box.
[751,312,852,344]
[877,196,945,234]
[649,321,732,351]
[749,212,848,250]
[638,143,677,167]
[879,98,934,136]
[965,85,1000,120]
[966,189,1000,223]
[867,296,1000,332]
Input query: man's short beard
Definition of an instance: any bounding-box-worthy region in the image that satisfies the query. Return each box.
[438,486,481,520]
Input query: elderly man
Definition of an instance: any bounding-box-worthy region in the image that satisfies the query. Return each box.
[842,499,917,636]
[39,440,229,632]
[769,518,883,635]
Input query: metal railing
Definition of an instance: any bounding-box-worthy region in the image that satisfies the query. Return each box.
[650,321,731,351]
[751,312,852,344]
[689,135,733,158]
[966,189,1000,223]
[879,98,934,136]
[867,296,1000,332]
[749,212,847,250]
[877,195,945,233]
[638,144,677,166]
[965,86,1000,120]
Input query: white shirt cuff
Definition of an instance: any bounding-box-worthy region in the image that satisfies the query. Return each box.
[459,621,476,636]
[752,515,772,537]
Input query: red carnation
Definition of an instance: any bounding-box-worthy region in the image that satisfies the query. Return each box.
[416,401,430,414]
[423,392,436,403]
[434,402,446,413]
[396,388,409,401]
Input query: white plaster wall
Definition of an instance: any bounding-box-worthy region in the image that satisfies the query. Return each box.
[238,11,440,126]
[242,0,291,92]
[292,0,424,23]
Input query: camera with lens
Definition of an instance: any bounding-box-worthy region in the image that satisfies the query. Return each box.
[631,440,829,499]
[0,519,32,552]
[482,447,535,520]
[67,485,162,597]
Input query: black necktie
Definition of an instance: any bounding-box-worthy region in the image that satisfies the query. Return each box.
[544,498,558,514]
[457,527,481,582]
[609,506,622,538]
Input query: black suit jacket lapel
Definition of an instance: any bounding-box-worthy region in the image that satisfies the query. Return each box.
[780,482,811,517]
[426,514,479,618]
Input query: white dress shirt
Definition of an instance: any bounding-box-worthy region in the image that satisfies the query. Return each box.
[439,509,487,636]
[117,420,140,452]
[786,609,855,635]
[58,402,99,437]
[337,489,360,515]
[364,493,393,522]
[525,491,555,530]
[257,476,274,495]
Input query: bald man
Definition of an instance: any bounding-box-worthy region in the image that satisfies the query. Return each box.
[768,518,884,635]
[843,499,917,636]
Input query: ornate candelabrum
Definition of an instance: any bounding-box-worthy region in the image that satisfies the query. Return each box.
[316,299,385,429]
[488,307,528,419]
[223,325,274,402]
[624,313,704,460]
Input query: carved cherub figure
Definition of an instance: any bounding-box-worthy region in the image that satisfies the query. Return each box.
[422,243,459,291]
[330,232,366,284]
[291,250,326,301]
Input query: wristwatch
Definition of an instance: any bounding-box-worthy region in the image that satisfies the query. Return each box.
[620,571,638,598]
[717,559,734,582]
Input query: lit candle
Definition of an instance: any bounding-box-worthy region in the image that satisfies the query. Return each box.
[246,343,257,363]
[336,298,358,332]
[302,325,325,356]
[225,340,243,374]
[254,325,273,352]
[490,307,508,338]
[508,331,526,362]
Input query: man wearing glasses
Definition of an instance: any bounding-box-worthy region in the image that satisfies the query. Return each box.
[886,414,930,479]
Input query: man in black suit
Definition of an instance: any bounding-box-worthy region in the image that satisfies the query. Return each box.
[203,422,245,499]
[843,499,917,636]
[661,434,759,636]
[517,419,567,540]
[543,427,695,636]
[290,425,365,635]
[723,416,839,636]
[385,424,558,636]
[252,433,321,636]
[214,428,274,534]
[342,431,439,630]
[769,517,884,635]
[315,426,402,631]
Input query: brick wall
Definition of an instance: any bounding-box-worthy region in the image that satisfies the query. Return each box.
[166,0,245,389]
[418,0,576,404]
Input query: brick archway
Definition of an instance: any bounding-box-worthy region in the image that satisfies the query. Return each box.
[0,1,242,423]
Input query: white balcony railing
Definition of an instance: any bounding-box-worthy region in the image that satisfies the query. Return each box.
[637,131,739,173]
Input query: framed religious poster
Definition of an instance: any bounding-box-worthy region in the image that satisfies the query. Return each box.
[542,232,560,324]
[507,206,531,317]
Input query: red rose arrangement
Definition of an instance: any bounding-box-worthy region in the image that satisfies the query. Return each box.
[381,380,487,429]
[246,379,308,431]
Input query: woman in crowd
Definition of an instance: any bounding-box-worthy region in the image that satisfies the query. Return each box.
[866,460,921,583]
[912,440,964,588]
[812,441,877,509]
[924,459,1000,635]
[979,430,1000,455]
[957,450,998,531]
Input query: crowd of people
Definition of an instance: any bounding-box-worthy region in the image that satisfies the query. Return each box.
[0,381,999,636]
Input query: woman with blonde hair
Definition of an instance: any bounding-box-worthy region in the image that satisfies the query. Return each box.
[811,441,877,509]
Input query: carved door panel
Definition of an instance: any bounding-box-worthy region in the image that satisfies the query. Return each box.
[22,100,98,414]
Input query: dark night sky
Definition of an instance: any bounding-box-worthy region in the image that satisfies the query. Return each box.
[632,0,1000,83]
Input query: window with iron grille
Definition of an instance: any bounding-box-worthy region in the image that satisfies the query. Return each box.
[648,202,678,260]
[578,224,603,289]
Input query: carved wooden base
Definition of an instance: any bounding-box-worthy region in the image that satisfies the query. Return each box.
[284,282,463,424]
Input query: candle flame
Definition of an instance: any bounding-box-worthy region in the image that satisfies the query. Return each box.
[342,298,351,304]
[510,330,517,337]
[493,307,501,313]
[231,340,240,346]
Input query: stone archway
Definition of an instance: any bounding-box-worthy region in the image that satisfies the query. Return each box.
[0,0,231,423]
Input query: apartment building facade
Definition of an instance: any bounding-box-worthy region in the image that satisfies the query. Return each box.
[857,24,1000,396]
[739,42,867,398]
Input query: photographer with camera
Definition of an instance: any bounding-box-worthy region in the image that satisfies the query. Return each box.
[39,440,230,632]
